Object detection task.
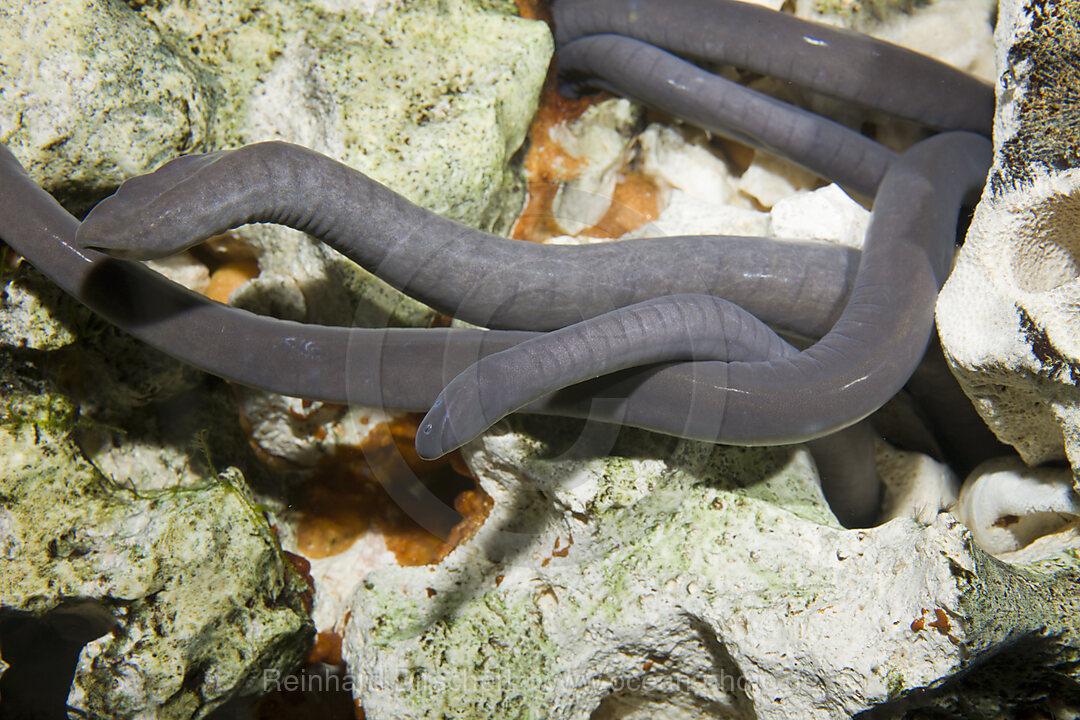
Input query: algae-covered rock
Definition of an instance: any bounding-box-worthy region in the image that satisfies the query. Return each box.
[0,369,314,718]
[0,257,272,493]
[0,265,80,351]
[136,0,547,231]
[122,0,552,466]
[0,0,215,214]
[343,420,1080,719]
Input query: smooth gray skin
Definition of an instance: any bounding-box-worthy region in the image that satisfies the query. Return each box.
[413,291,882,526]
[0,145,525,405]
[76,142,860,340]
[418,131,991,453]
[0,142,865,432]
[557,34,897,199]
[551,0,995,136]
[1,141,883,525]
[71,132,989,442]
[70,142,885,527]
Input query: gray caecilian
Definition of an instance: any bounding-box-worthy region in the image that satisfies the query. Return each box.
[2,0,996,528]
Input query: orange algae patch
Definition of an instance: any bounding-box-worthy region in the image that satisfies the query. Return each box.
[291,416,492,566]
[204,258,259,303]
[511,53,606,243]
[514,0,549,21]
[928,608,952,635]
[578,170,661,238]
[308,630,344,665]
[510,44,663,242]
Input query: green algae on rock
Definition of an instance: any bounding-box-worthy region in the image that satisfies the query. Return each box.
[131,0,552,232]
[0,0,215,214]
[344,420,1080,719]
[0,380,314,718]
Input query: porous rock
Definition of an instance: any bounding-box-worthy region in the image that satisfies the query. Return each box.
[936,0,1080,475]
[0,257,268,494]
[343,420,1080,718]
[957,455,1080,560]
[0,0,214,214]
[0,370,314,719]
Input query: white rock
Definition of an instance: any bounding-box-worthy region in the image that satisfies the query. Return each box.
[770,184,871,248]
[635,123,741,207]
[549,99,641,234]
[625,190,771,239]
[624,122,771,238]
[307,533,399,635]
[876,440,961,524]
[343,422,1078,719]
[737,152,821,209]
[0,0,213,211]
[144,255,211,296]
[957,456,1080,558]
[936,0,1080,476]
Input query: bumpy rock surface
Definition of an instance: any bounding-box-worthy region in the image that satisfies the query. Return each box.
[0,366,313,718]
[0,0,552,716]
[937,0,1080,476]
[344,420,1080,719]
[0,0,214,215]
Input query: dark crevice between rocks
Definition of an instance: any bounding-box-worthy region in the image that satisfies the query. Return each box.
[0,601,117,720]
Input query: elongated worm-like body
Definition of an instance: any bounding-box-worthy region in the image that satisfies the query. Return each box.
[557,34,897,198]
[551,0,994,135]
[75,142,859,340]
[6,0,999,530]
[417,131,991,453]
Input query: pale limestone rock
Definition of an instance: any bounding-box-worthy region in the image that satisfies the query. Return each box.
[308,531,398,635]
[625,190,771,240]
[736,151,822,209]
[957,456,1080,558]
[635,123,742,208]
[876,440,961,524]
[144,256,211,297]
[136,0,548,232]
[0,263,264,493]
[770,184,871,249]
[0,0,213,213]
[343,421,1080,718]
[0,267,79,351]
[936,0,1080,476]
